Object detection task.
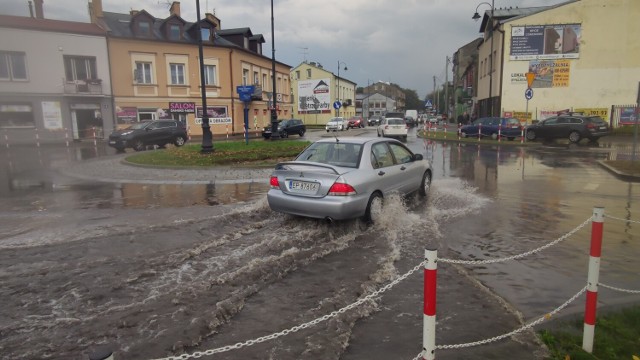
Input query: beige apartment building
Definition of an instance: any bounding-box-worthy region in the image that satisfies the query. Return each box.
[89,0,292,136]
[291,61,356,125]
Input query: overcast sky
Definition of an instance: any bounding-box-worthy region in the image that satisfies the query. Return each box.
[2,0,567,98]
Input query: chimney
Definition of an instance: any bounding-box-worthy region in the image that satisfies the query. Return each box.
[205,13,220,29]
[34,0,43,19]
[169,1,180,17]
[92,0,103,18]
[28,1,34,17]
[130,9,139,16]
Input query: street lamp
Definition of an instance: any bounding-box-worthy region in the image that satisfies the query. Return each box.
[473,0,495,117]
[269,0,280,140]
[196,0,213,153]
[336,61,347,117]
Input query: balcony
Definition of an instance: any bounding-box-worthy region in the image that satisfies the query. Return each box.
[63,79,103,94]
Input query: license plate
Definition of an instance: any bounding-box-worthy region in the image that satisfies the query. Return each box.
[289,180,319,192]
[599,126,606,130]
[109,140,116,144]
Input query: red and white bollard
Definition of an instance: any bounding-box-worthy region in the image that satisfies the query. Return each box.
[4,128,9,149]
[187,125,191,141]
[457,123,461,140]
[478,123,482,141]
[226,125,229,139]
[498,123,502,142]
[35,127,40,147]
[443,123,447,139]
[583,206,604,353]
[64,128,70,147]
[92,126,97,147]
[520,126,525,144]
[422,248,437,360]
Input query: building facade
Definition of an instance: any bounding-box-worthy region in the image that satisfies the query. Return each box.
[499,0,640,124]
[361,81,405,112]
[359,93,396,119]
[90,0,292,137]
[290,61,356,125]
[0,4,114,144]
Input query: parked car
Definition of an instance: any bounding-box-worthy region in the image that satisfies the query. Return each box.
[262,118,306,139]
[326,117,346,132]
[525,115,610,143]
[347,116,365,129]
[377,117,408,142]
[267,137,432,223]
[460,117,522,140]
[404,116,416,128]
[108,119,187,152]
[368,115,383,126]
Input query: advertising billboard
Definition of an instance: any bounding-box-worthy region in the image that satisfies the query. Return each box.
[528,60,571,88]
[298,78,331,114]
[510,24,581,60]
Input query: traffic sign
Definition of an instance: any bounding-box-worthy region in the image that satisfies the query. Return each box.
[333,100,342,109]
[525,72,536,88]
[424,99,433,108]
[236,85,255,102]
[525,88,534,100]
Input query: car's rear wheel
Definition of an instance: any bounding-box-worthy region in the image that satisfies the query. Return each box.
[419,171,432,197]
[364,192,383,224]
[133,140,145,151]
[569,131,581,143]
[174,136,186,147]
[526,129,537,141]
[299,129,305,137]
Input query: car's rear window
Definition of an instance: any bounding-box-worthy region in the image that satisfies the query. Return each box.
[387,119,405,125]
[587,116,606,124]
[296,142,362,168]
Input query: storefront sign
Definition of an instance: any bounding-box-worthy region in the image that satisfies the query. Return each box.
[574,108,609,121]
[41,101,63,130]
[195,105,231,124]
[512,111,532,122]
[116,106,138,124]
[169,102,195,113]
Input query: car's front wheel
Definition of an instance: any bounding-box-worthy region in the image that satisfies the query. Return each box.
[364,192,383,224]
[299,129,305,137]
[133,140,145,151]
[526,129,537,141]
[174,136,186,147]
[280,131,288,138]
[419,171,432,197]
[569,131,581,143]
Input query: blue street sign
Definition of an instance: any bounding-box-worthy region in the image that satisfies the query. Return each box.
[333,100,342,109]
[237,85,255,103]
[525,88,534,100]
[424,99,433,108]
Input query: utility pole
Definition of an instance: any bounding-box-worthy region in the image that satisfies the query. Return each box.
[433,76,436,113]
[445,56,450,120]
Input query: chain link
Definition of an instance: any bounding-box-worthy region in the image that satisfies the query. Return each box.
[605,214,640,224]
[436,286,587,350]
[599,282,640,294]
[151,262,426,360]
[440,217,591,265]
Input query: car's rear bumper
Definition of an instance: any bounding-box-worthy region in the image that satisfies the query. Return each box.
[267,189,369,220]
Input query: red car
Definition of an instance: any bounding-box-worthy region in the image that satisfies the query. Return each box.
[347,116,365,129]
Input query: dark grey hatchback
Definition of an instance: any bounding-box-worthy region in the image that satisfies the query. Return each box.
[108,120,188,152]
[525,115,610,143]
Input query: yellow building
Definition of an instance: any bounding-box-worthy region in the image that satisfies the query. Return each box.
[89,0,292,136]
[290,61,356,126]
[499,0,640,123]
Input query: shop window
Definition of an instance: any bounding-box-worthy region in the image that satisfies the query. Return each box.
[0,103,34,128]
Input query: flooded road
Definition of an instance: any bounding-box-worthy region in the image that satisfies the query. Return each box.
[0,131,638,359]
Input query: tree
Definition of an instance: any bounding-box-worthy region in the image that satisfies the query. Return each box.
[402,88,421,111]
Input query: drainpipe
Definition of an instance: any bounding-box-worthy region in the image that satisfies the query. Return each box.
[497,25,505,118]
[229,49,235,134]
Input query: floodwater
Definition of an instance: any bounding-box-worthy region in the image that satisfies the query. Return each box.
[0,131,638,360]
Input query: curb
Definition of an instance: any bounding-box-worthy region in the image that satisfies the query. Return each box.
[597,160,640,182]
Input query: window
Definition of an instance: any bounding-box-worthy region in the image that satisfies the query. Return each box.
[253,71,259,85]
[0,51,27,81]
[204,64,216,86]
[389,143,412,164]
[371,142,394,169]
[295,70,300,80]
[242,69,249,85]
[138,21,151,36]
[135,62,152,84]
[64,55,97,81]
[262,74,267,89]
[306,68,311,78]
[170,63,185,85]
[169,24,181,40]
[0,103,34,127]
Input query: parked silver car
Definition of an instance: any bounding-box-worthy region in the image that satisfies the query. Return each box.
[267,137,432,223]
[325,117,346,132]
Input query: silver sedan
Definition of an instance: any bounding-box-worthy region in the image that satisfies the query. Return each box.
[267,137,432,222]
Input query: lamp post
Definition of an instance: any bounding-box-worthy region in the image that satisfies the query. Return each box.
[196,0,213,153]
[473,0,495,117]
[336,61,347,117]
[269,0,280,140]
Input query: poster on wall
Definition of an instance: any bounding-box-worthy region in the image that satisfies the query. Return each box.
[41,101,63,130]
[528,60,571,88]
[510,24,581,60]
[195,106,232,124]
[116,106,138,124]
[619,107,638,125]
[574,108,609,122]
[298,78,331,114]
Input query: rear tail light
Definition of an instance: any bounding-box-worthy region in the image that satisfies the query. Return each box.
[328,182,356,196]
[586,123,596,129]
[269,176,280,189]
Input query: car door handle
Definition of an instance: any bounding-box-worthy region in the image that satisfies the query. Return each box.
[378,171,385,176]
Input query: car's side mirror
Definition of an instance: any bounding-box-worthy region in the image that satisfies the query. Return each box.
[413,154,423,161]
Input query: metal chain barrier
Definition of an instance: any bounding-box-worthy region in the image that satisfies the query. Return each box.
[599,283,640,294]
[436,286,587,350]
[440,217,592,265]
[605,214,640,224]
[150,261,427,360]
